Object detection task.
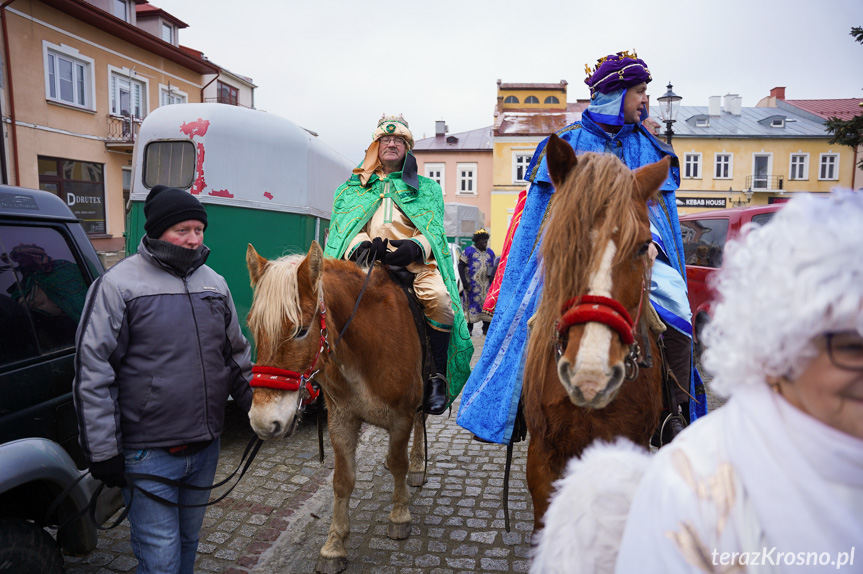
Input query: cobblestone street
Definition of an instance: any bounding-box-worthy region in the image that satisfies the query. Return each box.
[64,333,721,574]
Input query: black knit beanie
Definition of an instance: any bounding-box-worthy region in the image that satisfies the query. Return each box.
[144,185,208,239]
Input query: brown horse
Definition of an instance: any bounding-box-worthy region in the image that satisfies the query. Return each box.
[523,135,667,530]
[245,242,426,574]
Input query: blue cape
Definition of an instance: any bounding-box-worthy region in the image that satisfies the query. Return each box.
[457,113,707,444]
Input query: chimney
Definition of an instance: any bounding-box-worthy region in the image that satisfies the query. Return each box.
[708,96,721,116]
[724,94,741,116]
[770,86,786,100]
[728,95,742,116]
[435,121,447,136]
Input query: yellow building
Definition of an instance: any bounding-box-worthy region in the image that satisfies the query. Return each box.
[490,80,588,253]
[659,94,855,215]
[0,0,252,260]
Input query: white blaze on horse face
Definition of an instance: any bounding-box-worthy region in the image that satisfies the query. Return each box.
[564,235,620,407]
[248,391,302,440]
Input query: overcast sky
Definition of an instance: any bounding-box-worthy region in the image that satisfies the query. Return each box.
[159,0,863,162]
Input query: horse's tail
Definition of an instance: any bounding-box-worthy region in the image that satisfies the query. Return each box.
[530,438,651,574]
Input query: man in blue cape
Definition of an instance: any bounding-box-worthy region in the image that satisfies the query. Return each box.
[457,51,707,444]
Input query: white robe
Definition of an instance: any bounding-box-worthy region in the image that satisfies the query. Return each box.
[615,383,863,573]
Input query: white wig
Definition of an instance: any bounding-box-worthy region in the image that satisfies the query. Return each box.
[703,190,863,397]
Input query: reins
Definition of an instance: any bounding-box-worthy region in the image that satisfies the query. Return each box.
[47,434,263,532]
[249,261,377,463]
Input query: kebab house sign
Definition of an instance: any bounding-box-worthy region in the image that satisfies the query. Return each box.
[677,197,727,209]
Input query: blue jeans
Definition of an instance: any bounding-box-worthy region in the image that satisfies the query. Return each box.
[121,438,220,574]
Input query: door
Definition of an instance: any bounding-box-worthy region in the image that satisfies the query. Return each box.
[753,155,769,189]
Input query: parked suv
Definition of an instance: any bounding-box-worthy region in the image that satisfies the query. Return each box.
[680,203,784,356]
[0,185,122,572]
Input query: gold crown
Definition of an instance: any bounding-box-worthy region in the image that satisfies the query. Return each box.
[377,113,409,129]
[584,50,639,83]
[474,228,489,235]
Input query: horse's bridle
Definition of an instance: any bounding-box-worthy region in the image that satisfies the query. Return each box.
[554,261,650,381]
[250,295,327,408]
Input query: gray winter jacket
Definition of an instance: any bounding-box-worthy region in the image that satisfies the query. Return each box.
[73,240,252,463]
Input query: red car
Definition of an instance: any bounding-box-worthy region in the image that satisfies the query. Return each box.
[679,204,784,356]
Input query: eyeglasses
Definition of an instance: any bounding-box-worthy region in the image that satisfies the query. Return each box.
[379,136,406,147]
[824,331,863,371]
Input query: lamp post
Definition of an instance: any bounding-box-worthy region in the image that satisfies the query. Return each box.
[657,82,682,145]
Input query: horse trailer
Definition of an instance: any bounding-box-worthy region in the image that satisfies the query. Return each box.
[126,103,353,344]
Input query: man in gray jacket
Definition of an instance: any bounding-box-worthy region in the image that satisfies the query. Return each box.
[73,185,252,574]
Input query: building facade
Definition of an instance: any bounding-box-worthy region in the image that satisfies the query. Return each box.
[655,93,855,215]
[0,0,252,260]
[413,121,493,229]
[489,80,588,253]
[757,86,863,191]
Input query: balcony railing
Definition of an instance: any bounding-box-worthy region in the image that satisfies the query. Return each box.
[745,175,784,191]
[106,115,141,144]
[203,97,251,108]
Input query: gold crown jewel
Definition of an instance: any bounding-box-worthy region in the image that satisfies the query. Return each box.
[584,49,640,83]
[378,113,409,129]
[475,228,489,235]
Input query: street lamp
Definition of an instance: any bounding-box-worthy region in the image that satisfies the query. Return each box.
[656,82,682,145]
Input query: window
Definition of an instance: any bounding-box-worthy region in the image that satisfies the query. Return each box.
[752,154,771,189]
[38,157,106,235]
[771,118,785,128]
[143,141,196,189]
[544,96,560,104]
[161,23,173,44]
[110,71,147,118]
[113,0,128,21]
[424,163,445,195]
[0,225,90,363]
[714,154,732,179]
[680,218,730,269]
[819,154,839,180]
[160,86,187,106]
[456,163,477,195]
[525,96,539,104]
[696,118,709,127]
[504,96,519,104]
[789,153,809,180]
[43,42,93,109]
[683,153,702,179]
[513,153,532,183]
[217,81,239,106]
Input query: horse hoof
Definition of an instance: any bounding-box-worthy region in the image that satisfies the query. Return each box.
[407,471,426,487]
[315,556,347,574]
[387,520,411,540]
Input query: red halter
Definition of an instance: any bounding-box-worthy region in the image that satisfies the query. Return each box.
[556,270,648,348]
[250,298,327,405]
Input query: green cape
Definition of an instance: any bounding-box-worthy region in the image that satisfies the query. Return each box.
[324,154,472,405]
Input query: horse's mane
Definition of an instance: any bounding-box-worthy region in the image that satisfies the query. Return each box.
[525,152,647,387]
[248,254,310,346]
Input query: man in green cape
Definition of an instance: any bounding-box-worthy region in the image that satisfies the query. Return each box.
[324,114,472,414]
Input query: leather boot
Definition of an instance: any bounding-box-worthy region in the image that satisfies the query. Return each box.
[424,328,450,415]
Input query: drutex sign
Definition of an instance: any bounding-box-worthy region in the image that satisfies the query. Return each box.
[677,197,727,209]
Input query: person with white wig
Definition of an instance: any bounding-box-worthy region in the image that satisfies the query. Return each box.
[531,189,863,574]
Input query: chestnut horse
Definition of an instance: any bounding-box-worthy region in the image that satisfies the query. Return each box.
[523,135,667,529]
[245,242,426,574]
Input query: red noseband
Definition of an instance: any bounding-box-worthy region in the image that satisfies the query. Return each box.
[557,295,635,345]
[250,298,327,405]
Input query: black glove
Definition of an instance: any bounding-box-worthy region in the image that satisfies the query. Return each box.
[351,237,388,265]
[385,239,422,267]
[90,454,126,488]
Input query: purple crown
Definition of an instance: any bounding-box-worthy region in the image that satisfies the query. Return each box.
[584,51,652,95]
